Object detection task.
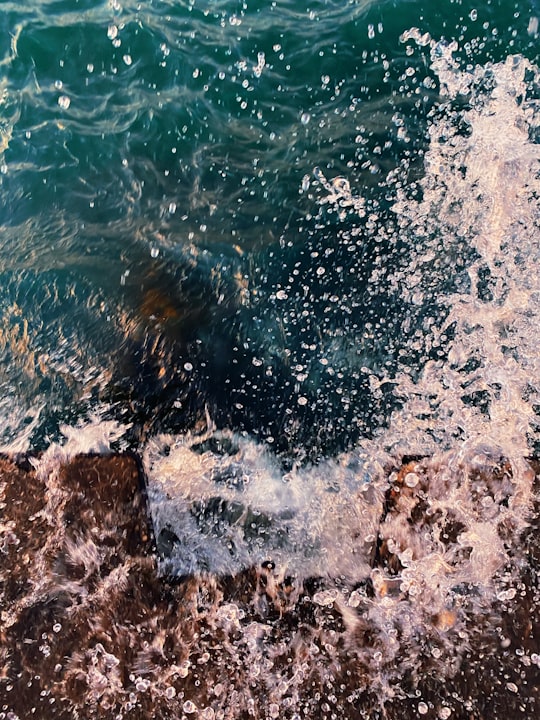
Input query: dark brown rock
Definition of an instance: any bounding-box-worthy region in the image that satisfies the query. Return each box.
[1,454,539,719]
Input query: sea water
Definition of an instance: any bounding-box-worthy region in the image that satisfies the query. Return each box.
[0,0,539,717]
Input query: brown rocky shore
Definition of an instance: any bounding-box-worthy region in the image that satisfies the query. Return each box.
[1,452,539,719]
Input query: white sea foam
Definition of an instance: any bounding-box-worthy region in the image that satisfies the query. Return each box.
[144,427,385,579]
[30,414,130,480]
[0,400,44,454]
[386,48,540,462]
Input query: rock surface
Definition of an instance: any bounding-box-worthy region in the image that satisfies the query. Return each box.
[1,453,539,719]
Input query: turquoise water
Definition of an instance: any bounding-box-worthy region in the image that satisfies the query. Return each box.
[0,0,538,458]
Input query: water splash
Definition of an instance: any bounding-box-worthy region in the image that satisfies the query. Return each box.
[144,427,384,579]
[386,45,540,464]
[137,44,540,713]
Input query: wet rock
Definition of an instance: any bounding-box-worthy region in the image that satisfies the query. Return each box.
[0,453,156,718]
[0,454,538,719]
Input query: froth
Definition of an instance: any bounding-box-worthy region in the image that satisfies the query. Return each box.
[385,44,540,466]
[144,428,385,579]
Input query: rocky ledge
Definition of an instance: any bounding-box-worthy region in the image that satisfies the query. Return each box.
[1,453,539,719]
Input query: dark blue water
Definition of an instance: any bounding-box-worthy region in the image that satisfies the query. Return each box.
[0,0,538,459]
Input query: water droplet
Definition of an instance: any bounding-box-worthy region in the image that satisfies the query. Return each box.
[123,54,132,66]
[253,52,265,77]
[497,587,517,601]
[297,396,308,406]
[367,24,375,40]
[404,472,419,488]
[58,95,70,109]
[418,701,429,715]
[107,24,118,40]
[183,700,197,713]
[300,112,311,125]
[184,362,193,372]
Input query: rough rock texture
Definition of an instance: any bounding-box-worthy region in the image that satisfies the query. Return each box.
[1,454,539,719]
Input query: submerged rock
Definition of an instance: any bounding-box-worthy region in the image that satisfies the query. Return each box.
[0,453,539,719]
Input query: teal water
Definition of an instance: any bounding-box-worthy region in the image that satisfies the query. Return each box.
[0,0,538,458]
